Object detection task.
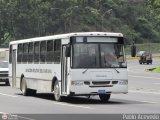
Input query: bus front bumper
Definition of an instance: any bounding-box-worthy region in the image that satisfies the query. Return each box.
[70,80,128,95]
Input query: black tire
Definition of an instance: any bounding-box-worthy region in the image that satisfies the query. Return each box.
[21,77,30,96]
[139,61,142,64]
[53,81,63,101]
[99,94,111,103]
[131,45,136,57]
[29,89,37,96]
[150,61,152,64]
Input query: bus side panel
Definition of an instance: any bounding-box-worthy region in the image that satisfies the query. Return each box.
[16,64,61,92]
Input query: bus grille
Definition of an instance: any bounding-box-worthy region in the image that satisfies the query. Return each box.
[112,81,118,84]
[92,81,110,85]
[0,74,8,77]
[0,71,8,73]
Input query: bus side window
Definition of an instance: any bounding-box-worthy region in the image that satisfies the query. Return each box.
[17,44,23,63]
[40,41,46,63]
[46,40,53,63]
[28,42,33,63]
[34,42,40,63]
[54,40,61,63]
[22,43,28,63]
[9,45,12,63]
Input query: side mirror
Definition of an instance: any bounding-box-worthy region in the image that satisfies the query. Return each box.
[131,45,136,57]
[65,44,71,57]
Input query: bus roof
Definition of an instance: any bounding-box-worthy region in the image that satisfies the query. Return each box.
[10,32,123,45]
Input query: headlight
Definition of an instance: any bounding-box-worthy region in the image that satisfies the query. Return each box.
[71,81,83,86]
[119,80,128,85]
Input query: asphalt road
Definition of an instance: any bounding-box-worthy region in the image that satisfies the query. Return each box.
[0,58,160,119]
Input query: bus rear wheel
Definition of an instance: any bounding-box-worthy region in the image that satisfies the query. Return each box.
[53,81,63,101]
[99,94,111,103]
[21,77,30,96]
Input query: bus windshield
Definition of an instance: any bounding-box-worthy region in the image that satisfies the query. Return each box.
[72,43,126,68]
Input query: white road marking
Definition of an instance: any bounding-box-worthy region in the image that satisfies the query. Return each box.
[153,83,160,85]
[127,65,144,73]
[140,101,158,104]
[129,90,160,95]
[128,75,160,80]
[127,91,159,104]
[54,102,94,109]
[134,100,158,104]
[16,115,37,120]
[0,93,17,98]
[127,65,158,74]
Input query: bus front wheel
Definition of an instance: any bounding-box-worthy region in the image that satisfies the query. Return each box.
[53,81,63,101]
[99,94,111,103]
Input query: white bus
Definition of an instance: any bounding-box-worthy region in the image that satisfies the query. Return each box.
[9,32,128,102]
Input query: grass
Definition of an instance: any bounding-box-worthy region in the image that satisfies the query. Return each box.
[147,67,160,73]
[152,67,160,73]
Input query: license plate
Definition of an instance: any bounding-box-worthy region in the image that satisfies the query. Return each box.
[98,90,106,94]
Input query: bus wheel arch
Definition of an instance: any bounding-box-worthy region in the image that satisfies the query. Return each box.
[51,77,58,92]
[51,77,63,101]
[20,74,24,91]
[21,76,29,96]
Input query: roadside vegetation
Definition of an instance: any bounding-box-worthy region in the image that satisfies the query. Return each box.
[148,67,160,73]
[125,43,160,55]
[0,0,160,48]
[153,67,160,73]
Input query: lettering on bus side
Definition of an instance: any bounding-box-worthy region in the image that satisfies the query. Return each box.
[25,68,52,73]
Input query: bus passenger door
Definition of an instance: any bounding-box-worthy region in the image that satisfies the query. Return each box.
[61,45,68,94]
[12,49,16,87]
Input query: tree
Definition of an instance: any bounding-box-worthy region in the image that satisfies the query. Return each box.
[0,0,159,46]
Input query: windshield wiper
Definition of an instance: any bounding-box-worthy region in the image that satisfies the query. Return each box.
[113,67,120,73]
[82,63,93,74]
[82,68,89,74]
[82,57,97,74]
[104,58,120,74]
